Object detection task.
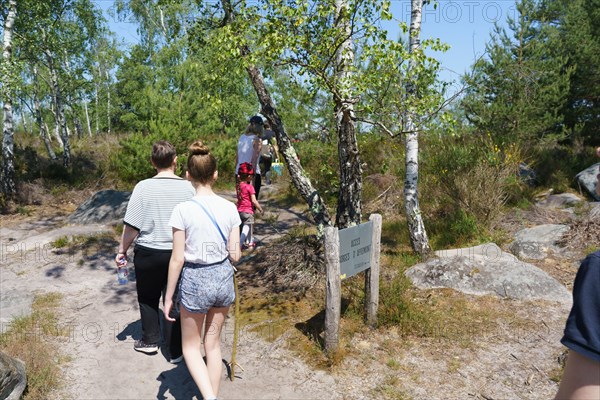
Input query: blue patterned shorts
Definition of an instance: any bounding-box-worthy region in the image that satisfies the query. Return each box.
[178,259,235,314]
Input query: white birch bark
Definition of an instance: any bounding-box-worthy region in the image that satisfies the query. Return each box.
[1,0,18,198]
[46,49,71,167]
[95,81,99,135]
[48,83,64,147]
[33,65,57,160]
[403,0,432,257]
[84,101,92,137]
[105,70,111,134]
[334,0,362,229]
[21,108,29,135]
[63,52,84,139]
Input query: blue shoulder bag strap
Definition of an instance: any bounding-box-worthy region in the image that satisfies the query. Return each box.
[190,198,227,244]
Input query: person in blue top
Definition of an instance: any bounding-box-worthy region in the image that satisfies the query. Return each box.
[554,250,600,399]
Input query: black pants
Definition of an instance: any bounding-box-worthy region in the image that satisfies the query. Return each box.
[253,173,262,199]
[260,155,272,183]
[133,246,182,358]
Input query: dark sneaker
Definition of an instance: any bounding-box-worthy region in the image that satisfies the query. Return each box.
[134,340,158,354]
[169,355,183,364]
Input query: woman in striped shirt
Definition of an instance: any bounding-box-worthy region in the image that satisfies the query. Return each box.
[115,140,194,362]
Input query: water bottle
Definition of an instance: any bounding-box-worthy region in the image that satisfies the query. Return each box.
[117,258,128,285]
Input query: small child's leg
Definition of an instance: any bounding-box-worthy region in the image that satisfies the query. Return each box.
[241,224,250,244]
[249,224,255,246]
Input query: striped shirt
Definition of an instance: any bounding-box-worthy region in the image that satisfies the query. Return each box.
[124,177,195,251]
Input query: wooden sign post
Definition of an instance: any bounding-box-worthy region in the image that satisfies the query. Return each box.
[324,214,382,353]
[365,214,382,327]
[324,226,341,353]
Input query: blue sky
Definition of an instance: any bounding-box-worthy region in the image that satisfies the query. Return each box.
[389,1,516,86]
[96,0,517,88]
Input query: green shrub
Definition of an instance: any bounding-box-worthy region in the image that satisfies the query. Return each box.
[293,139,339,206]
[532,142,598,189]
[424,132,519,232]
[111,123,240,188]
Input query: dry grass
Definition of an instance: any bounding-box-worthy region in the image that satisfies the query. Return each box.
[497,204,575,237]
[235,226,534,377]
[0,292,69,400]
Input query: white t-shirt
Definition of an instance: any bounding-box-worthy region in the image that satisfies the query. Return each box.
[169,195,241,264]
[236,133,261,174]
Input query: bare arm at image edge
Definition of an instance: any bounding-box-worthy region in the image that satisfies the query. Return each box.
[555,351,600,400]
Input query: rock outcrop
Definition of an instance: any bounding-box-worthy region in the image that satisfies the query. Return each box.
[406,243,570,303]
[68,190,130,224]
[509,224,569,260]
[0,351,26,400]
[575,162,600,201]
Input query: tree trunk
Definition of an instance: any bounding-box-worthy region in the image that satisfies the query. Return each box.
[245,63,332,233]
[74,117,83,138]
[105,70,111,134]
[1,0,18,200]
[95,82,99,135]
[333,0,362,229]
[403,0,432,258]
[64,52,85,140]
[33,66,57,161]
[84,101,92,137]
[49,95,64,147]
[21,108,30,135]
[46,50,71,167]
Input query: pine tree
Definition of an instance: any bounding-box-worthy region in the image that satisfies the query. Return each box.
[551,0,600,142]
[462,0,572,155]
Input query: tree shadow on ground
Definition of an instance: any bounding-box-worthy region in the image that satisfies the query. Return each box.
[295,300,349,349]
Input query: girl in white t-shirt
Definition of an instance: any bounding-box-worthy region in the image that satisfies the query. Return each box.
[165,141,241,400]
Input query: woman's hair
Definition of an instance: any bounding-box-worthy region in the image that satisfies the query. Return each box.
[152,140,177,169]
[187,141,217,184]
[245,121,264,136]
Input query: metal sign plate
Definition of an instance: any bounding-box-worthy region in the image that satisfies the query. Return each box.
[338,221,373,280]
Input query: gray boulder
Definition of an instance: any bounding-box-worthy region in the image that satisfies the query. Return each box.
[509,224,569,260]
[575,162,600,201]
[406,243,570,303]
[537,193,583,208]
[68,190,130,224]
[0,351,26,400]
[518,162,537,187]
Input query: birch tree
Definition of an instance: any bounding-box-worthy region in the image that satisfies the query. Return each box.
[333,0,362,228]
[44,42,71,167]
[403,0,431,257]
[33,65,57,160]
[1,0,18,200]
